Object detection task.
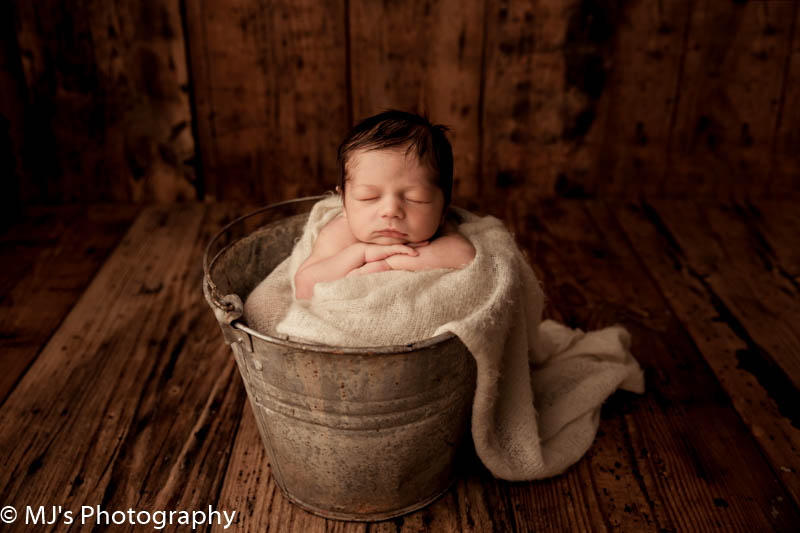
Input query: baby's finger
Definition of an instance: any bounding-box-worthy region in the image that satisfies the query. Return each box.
[407,240,429,248]
[391,244,418,256]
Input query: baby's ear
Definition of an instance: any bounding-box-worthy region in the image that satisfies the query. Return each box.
[335,185,342,195]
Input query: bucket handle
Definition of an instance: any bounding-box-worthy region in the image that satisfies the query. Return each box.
[202,195,326,312]
[203,280,252,351]
[202,195,327,351]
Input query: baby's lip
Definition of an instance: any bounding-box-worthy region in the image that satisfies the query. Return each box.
[376,229,407,237]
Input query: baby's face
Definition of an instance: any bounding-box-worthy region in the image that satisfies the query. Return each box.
[342,148,445,244]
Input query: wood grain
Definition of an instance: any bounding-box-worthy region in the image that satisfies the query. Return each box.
[348,0,484,208]
[6,1,800,204]
[13,0,196,202]
[511,198,799,530]
[185,0,348,204]
[0,204,138,405]
[648,201,800,392]
[1,200,800,530]
[744,201,800,278]
[614,200,800,508]
[575,0,689,197]
[665,0,794,199]
[481,0,569,216]
[768,3,800,198]
[0,0,26,228]
[0,205,250,529]
[0,206,83,300]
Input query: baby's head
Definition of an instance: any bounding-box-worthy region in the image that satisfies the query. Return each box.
[336,110,454,244]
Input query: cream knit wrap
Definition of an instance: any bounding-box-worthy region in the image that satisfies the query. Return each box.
[244,195,644,480]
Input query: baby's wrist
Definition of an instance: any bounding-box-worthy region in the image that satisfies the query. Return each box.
[375,259,392,272]
[354,242,370,263]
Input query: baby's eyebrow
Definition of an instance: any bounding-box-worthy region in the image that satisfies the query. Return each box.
[350,183,437,194]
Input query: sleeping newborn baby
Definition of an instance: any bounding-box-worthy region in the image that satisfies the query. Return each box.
[245,110,644,482]
[294,110,475,300]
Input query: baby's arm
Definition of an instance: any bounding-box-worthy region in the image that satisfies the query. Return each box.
[384,233,475,272]
[295,242,365,300]
[294,217,420,299]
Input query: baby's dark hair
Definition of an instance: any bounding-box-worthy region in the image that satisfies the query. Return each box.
[337,110,454,207]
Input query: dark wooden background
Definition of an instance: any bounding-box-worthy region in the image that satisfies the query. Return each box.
[2,0,798,223]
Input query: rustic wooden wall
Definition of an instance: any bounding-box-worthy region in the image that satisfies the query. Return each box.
[11,0,197,203]
[0,0,26,229]
[4,0,798,210]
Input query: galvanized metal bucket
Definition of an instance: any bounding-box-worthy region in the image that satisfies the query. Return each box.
[203,196,477,521]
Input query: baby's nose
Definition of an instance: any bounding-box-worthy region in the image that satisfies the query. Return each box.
[380,197,403,218]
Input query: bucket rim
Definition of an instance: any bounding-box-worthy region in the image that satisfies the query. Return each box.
[234,322,457,354]
[203,195,458,355]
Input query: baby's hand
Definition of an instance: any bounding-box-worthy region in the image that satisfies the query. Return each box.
[347,260,392,277]
[406,240,430,249]
[364,243,419,263]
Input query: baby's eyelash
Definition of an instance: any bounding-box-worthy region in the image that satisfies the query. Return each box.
[355,197,429,203]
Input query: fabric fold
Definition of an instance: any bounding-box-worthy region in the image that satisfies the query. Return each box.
[244,196,644,480]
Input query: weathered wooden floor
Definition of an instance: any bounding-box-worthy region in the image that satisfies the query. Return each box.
[0,200,798,532]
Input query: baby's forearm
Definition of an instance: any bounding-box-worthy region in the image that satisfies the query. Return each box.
[347,259,392,276]
[295,243,366,299]
[385,253,442,272]
[384,236,474,272]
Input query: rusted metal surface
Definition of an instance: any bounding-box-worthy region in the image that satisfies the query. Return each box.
[203,196,477,521]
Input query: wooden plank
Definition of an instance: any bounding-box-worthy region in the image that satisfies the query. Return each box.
[665,0,794,198]
[0,204,250,523]
[185,0,348,204]
[768,3,800,198]
[13,0,196,203]
[574,0,689,197]
[0,206,84,299]
[510,199,800,530]
[614,200,800,509]
[0,0,26,229]
[496,455,619,531]
[650,201,800,393]
[507,201,676,531]
[745,201,800,278]
[348,0,483,208]
[480,0,687,202]
[481,0,569,215]
[0,204,139,405]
